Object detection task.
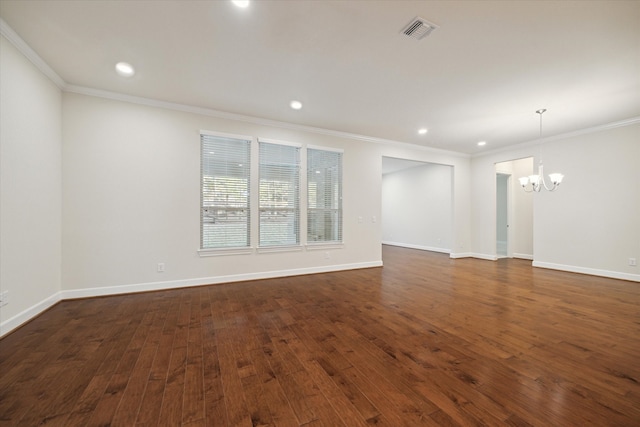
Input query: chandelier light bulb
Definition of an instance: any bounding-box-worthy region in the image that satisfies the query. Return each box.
[549,173,564,185]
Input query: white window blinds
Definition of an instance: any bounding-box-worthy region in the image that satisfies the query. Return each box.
[259,141,300,247]
[201,133,251,249]
[307,148,343,243]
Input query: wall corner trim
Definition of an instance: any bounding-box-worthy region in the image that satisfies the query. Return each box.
[0,18,65,89]
[0,292,63,338]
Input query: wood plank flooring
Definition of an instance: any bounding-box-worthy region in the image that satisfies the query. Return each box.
[1,245,639,426]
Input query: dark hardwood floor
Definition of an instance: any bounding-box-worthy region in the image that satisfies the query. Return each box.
[1,245,639,426]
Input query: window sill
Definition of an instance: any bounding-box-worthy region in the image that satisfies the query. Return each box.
[198,247,253,257]
[257,245,304,254]
[306,242,344,251]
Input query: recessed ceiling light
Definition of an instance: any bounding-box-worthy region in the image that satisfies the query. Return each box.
[115,62,135,77]
[418,128,428,135]
[290,100,302,110]
[477,141,487,146]
[232,0,250,8]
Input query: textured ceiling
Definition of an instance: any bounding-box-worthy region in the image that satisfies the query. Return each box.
[1,0,638,154]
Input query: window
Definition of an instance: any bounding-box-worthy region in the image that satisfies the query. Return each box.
[200,132,343,253]
[307,147,343,243]
[201,133,251,249]
[259,140,300,247]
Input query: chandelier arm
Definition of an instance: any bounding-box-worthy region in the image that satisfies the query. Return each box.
[540,175,553,191]
[519,108,563,193]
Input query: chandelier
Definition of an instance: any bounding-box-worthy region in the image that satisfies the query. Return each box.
[518,109,564,192]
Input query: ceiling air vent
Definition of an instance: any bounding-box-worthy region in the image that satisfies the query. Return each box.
[402,17,438,40]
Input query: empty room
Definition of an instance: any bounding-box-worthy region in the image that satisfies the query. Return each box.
[1,1,639,426]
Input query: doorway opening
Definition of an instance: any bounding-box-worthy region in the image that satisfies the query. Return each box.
[495,158,534,260]
[381,157,453,260]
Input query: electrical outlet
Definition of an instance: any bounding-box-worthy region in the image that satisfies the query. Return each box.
[0,291,8,307]
[157,263,165,273]
[629,258,637,267]
[324,251,330,259]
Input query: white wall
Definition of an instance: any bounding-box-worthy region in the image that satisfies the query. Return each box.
[0,35,62,334]
[62,92,383,294]
[533,124,640,278]
[382,163,452,252]
[472,123,640,281]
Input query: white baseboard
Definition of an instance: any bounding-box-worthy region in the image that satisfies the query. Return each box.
[382,241,451,254]
[533,261,640,282]
[449,252,473,259]
[0,261,383,337]
[4,258,635,338]
[473,253,498,261]
[61,261,383,300]
[0,291,62,337]
[452,252,533,262]
[450,252,498,260]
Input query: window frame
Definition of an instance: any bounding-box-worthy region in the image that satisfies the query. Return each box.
[199,130,254,257]
[306,145,344,247]
[257,138,303,251]
[198,132,344,256]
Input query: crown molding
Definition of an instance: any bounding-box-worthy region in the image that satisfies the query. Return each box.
[0,16,463,158]
[0,18,65,89]
[65,84,469,158]
[3,18,634,161]
[471,115,640,159]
